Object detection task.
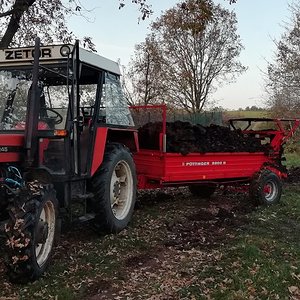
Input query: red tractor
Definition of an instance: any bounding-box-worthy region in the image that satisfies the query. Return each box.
[0,38,138,282]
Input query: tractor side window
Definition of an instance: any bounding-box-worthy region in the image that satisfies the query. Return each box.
[100,73,134,126]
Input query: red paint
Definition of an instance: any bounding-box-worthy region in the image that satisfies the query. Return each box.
[0,152,22,162]
[134,151,272,189]
[0,134,24,146]
[263,184,271,195]
[91,127,108,176]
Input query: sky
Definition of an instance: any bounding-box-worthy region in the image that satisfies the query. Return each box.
[67,0,292,110]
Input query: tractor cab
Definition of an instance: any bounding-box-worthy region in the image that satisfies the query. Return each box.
[0,40,135,176]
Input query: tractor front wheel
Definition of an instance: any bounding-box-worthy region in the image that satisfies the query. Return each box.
[5,183,58,283]
[250,169,282,205]
[91,143,137,233]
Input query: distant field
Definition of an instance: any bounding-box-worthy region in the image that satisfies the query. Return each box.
[223,110,270,120]
[222,110,272,130]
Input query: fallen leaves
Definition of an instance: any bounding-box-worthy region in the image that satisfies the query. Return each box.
[0,187,299,299]
[11,255,29,264]
[288,286,300,300]
[5,236,30,250]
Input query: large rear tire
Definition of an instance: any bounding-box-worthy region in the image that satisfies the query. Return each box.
[91,143,137,233]
[5,183,58,283]
[249,169,282,205]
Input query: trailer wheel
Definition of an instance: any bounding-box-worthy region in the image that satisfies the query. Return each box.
[5,183,58,283]
[91,143,137,233]
[188,185,216,198]
[250,170,282,205]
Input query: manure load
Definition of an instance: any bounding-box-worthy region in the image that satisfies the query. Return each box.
[138,120,269,154]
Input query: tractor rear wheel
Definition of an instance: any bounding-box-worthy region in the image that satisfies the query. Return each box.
[188,184,216,198]
[250,169,282,205]
[5,183,58,283]
[91,143,137,233]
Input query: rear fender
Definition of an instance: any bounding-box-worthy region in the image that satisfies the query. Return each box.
[259,164,287,179]
[90,127,138,176]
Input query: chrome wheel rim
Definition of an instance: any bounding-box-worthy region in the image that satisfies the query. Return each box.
[110,160,133,220]
[263,181,278,202]
[35,200,56,267]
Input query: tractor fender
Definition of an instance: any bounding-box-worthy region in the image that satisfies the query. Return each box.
[90,127,138,176]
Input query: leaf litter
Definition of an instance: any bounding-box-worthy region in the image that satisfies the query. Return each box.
[0,186,297,299]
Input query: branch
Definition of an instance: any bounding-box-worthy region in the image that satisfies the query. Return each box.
[0,0,36,48]
[0,8,15,18]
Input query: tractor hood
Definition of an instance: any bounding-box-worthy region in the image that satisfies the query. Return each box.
[0,133,24,162]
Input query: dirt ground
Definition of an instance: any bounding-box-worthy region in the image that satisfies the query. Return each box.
[85,188,255,300]
[0,184,289,299]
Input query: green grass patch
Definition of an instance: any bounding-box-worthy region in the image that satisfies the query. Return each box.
[180,185,300,300]
[224,110,270,119]
[285,151,300,168]
[1,186,300,299]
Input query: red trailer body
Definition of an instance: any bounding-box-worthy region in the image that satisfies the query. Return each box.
[134,151,281,189]
[131,105,300,190]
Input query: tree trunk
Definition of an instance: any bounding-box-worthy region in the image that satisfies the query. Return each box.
[0,0,36,48]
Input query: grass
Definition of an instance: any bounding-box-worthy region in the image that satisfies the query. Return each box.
[284,151,300,168]
[179,185,300,300]
[224,110,270,119]
[1,185,300,299]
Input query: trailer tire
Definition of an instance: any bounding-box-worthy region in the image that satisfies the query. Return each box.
[5,183,58,283]
[188,185,216,198]
[250,170,282,205]
[91,143,137,233]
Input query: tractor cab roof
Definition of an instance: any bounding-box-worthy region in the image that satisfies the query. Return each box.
[0,43,121,76]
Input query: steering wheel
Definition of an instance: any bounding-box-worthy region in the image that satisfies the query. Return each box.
[43,108,63,125]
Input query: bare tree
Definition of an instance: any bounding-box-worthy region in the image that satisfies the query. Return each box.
[0,0,238,49]
[119,0,153,21]
[118,0,237,21]
[125,35,167,105]
[128,0,245,113]
[0,0,155,49]
[266,3,300,117]
[0,0,98,48]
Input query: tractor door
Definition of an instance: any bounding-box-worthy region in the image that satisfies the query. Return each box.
[38,43,104,177]
[77,67,102,175]
[70,42,103,176]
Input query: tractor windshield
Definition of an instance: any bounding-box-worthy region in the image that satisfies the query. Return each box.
[0,69,31,130]
[0,68,68,131]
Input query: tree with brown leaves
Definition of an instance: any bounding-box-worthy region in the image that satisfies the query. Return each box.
[128,0,245,112]
[0,0,78,48]
[266,3,300,117]
[0,1,236,49]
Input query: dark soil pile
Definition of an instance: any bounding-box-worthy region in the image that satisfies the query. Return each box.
[138,120,269,154]
[287,167,300,183]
